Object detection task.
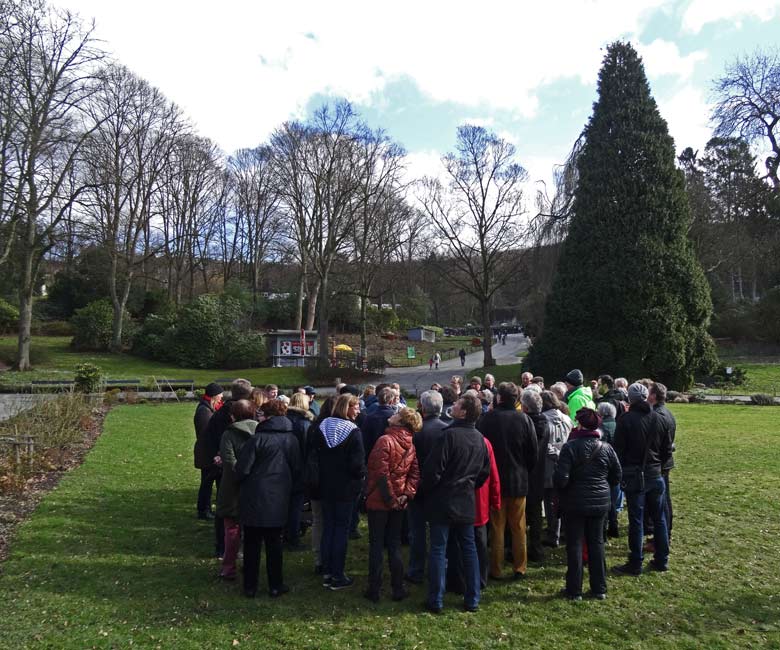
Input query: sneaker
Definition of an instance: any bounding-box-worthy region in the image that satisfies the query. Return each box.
[612,562,642,576]
[322,574,333,587]
[328,576,355,591]
[647,559,668,572]
[463,603,479,613]
[512,571,526,580]
[269,584,290,598]
[559,588,582,601]
[589,592,607,600]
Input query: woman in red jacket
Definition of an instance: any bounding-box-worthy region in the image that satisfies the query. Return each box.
[364,407,422,602]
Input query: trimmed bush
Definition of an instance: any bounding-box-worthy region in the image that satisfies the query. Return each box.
[75,363,103,393]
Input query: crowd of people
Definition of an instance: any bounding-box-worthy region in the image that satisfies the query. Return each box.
[192,369,676,610]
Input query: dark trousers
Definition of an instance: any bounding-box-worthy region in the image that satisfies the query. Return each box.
[197,468,217,513]
[564,512,607,597]
[406,499,427,581]
[212,474,224,556]
[286,492,305,545]
[662,471,673,537]
[367,509,404,596]
[626,476,669,568]
[526,494,544,559]
[242,526,283,594]
[474,525,489,589]
[321,499,353,579]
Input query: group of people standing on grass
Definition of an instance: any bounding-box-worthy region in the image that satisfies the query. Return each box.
[192,368,676,610]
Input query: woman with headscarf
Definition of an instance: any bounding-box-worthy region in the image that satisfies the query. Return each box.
[554,407,621,601]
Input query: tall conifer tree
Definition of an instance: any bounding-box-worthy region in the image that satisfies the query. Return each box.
[525,42,716,389]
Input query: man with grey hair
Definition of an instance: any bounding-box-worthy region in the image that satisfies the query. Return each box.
[483,374,497,395]
[613,382,672,576]
[406,390,448,584]
[649,382,676,540]
[520,372,533,389]
[522,388,549,562]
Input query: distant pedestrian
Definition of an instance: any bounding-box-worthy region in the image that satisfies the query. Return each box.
[429,356,434,370]
[433,351,441,369]
[459,349,466,366]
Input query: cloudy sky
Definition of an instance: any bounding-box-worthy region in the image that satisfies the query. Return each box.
[59,0,779,187]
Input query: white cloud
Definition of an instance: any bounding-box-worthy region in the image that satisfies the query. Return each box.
[59,0,678,152]
[637,39,707,80]
[656,85,712,153]
[681,0,780,33]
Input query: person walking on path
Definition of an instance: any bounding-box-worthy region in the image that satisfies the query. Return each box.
[433,351,441,370]
[459,349,466,366]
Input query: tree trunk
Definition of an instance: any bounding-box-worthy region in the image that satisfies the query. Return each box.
[293,271,305,331]
[15,215,37,371]
[359,294,368,362]
[306,276,321,331]
[481,298,495,367]
[317,274,329,366]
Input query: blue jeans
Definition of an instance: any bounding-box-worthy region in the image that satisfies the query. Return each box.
[428,523,480,610]
[406,500,428,581]
[626,475,669,568]
[320,500,353,579]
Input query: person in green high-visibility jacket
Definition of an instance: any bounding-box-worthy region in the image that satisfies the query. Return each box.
[563,369,595,425]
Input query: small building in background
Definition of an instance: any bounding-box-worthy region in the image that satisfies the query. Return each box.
[407,326,436,343]
[267,330,318,367]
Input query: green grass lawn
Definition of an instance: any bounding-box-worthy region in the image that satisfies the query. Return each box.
[1,403,778,648]
[0,336,311,389]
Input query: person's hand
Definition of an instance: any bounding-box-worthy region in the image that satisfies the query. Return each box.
[397,495,408,507]
[213,455,222,467]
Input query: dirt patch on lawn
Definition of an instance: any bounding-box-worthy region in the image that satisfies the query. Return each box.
[0,404,109,566]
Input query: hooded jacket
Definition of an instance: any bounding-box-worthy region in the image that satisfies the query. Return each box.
[286,406,314,457]
[565,385,596,425]
[311,416,366,502]
[365,425,420,511]
[215,419,257,519]
[542,408,572,489]
[234,415,302,528]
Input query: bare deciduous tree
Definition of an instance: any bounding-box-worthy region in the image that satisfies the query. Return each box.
[419,125,528,367]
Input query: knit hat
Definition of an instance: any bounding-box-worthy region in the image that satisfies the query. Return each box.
[627,382,649,404]
[205,382,223,397]
[575,407,601,430]
[565,369,584,386]
[304,385,316,396]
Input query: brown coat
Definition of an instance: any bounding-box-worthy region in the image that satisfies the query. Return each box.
[365,425,420,511]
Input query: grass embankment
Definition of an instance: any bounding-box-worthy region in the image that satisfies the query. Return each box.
[0,336,310,389]
[1,403,778,648]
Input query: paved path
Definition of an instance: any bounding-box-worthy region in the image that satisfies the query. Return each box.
[384,333,529,394]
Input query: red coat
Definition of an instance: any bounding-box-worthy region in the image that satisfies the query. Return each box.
[474,437,501,526]
[365,425,420,511]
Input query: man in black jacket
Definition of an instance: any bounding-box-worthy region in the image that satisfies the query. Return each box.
[419,393,490,613]
[649,382,676,539]
[361,386,397,459]
[613,382,672,575]
[477,382,537,579]
[406,390,448,584]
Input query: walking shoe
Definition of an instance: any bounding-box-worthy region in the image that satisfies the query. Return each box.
[607,523,620,538]
[643,539,656,554]
[269,584,290,598]
[423,601,443,614]
[392,588,409,602]
[559,588,582,601]
[612,562,642,576]
[589,592,607,600]
[463,603,479,613]
[322,574,333,587]
[647,559,668,572]
[363,589,380,603]
[328,576,355,591]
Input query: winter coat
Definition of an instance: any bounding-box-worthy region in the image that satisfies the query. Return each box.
[286,406,313,458]
[600,417,616,445]
[309,399,321,418]
[204,399,236,464]
[361,404,396,459]
[613,401,672,479]
[554,430,622,516]
[365,426,420,511]
[654,403,677,471]
[414,416,448,468]
[193,399,216,469]
[215,419,256,519]
[542,408,571,489]
[565,385,596,424]
[235,415,302,528]
[419,420,491,525]
[599,389,628,418]
[476,404,537,498]
[310,417,366,502]
[474,437,501,526]
[527,411,550,502]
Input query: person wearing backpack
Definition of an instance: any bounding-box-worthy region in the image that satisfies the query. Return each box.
[554,407,621,601]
